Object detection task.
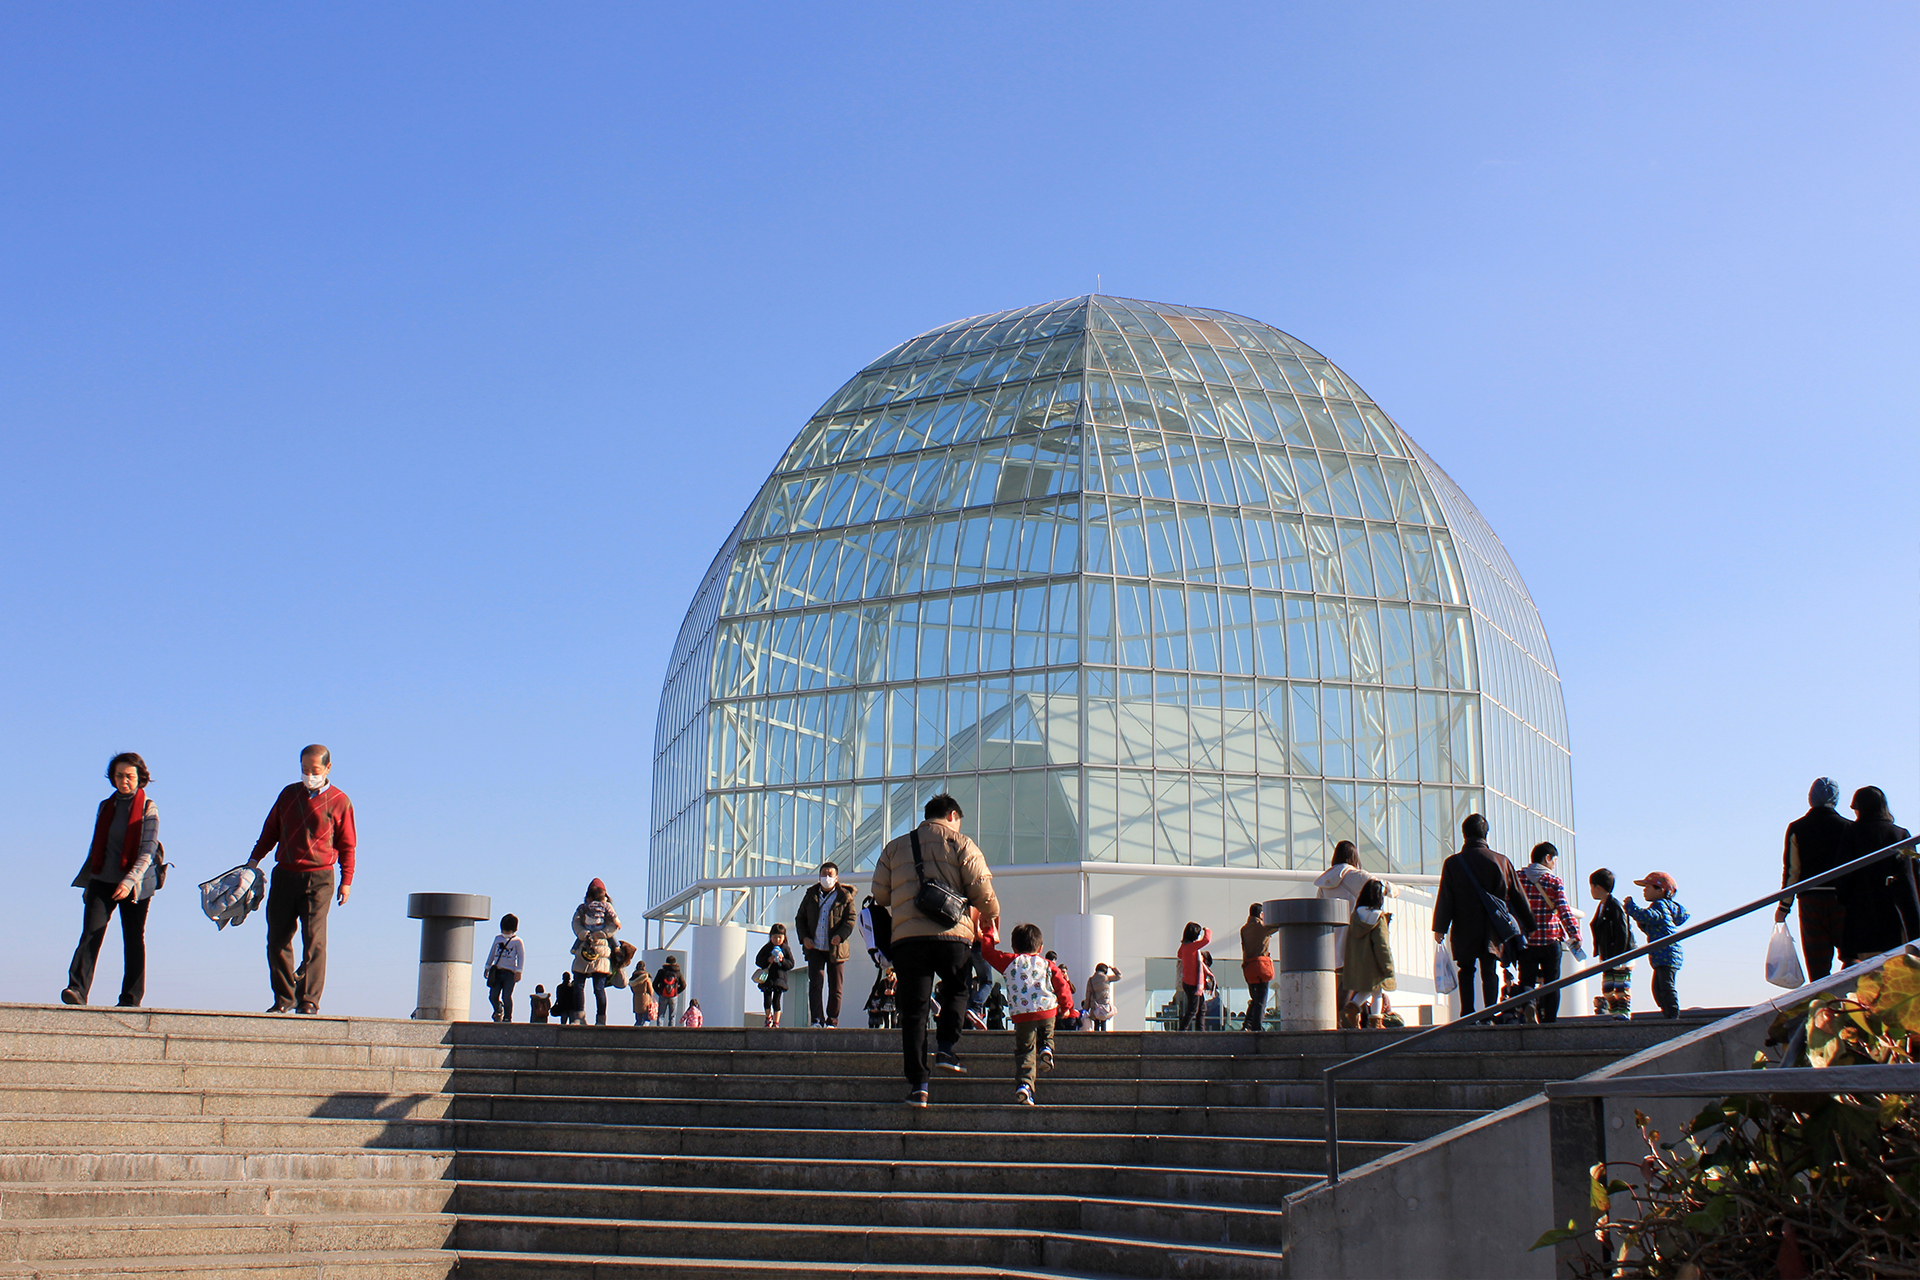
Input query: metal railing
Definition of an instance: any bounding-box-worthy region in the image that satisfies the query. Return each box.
[1319,832,1919,1184]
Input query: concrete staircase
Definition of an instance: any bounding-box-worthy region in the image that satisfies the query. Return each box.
[0,1004,1726,1278]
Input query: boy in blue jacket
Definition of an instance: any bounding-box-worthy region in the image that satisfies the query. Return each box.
[1624,871,1689,1018]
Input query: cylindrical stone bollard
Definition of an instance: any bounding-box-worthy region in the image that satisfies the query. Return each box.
[407,893,492,1021]
[1263,897,1349,1032]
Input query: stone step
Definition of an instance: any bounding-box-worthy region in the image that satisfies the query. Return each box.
[0,1150,452,1187]
[452,1254,1069,1280]
[429,1067,1545,1112]
[446,1117,1392,1173]
[0,1086,451,1122]
[0,1059,454,1094]
[0,1250,454,1278]
[0,1006,454,1047]
[0,1179,454,1220]
[450,1150,1313,1206]
[453,1181,1286,1248]
[0,1115,450,1152]
[452,1216,1284,1280]
[0,1028,454,1071]
[447,1092,1471,1144]
[0,1213,453,1262]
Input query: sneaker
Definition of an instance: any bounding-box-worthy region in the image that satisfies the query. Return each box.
[1039,1047,1054,1073]
[1015,1084,1035,1105]
[904,1087,929,1108]
[934,1050,968,1075]
[59,989,83,1006]
[965,1008,987,1030]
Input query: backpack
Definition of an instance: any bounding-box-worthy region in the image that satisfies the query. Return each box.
[1005,954,1059,1018]
[862,895,892,961]
[1464,862,1527,963]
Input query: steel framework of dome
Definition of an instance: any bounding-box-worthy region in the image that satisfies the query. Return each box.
[649,296,1572,930]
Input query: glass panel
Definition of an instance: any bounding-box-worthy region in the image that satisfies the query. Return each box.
[1321,684,1353,778]
[1324,454,1363,519]
[1291,779,1326,869]
[1371,527,1409,600]
[1259,777,1290,868]
[1154,773,1189,864]
[1355,688,1386,781]
[1318,599,1351,679]
[1153,586,1188,670]
[1284,596,1317,678]
[1413,605,1446,688]
[1349,601,1383,684]
[1117,670,1154,767]
[1306,519,1345,594]
[1117,769,1154,864]
[1385,690,1418,781]
[1352,457,1393,520]
[1338,523,1375,598]
[1293,450,1331,514]
[1116,584,1151,667]
[1290,684,1320,775]
[1190,775,1226,867]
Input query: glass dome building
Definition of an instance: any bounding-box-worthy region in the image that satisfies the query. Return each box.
[649,296,1573,1023]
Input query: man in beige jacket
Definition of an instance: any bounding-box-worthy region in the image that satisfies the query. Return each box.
[870,793,1000,1106]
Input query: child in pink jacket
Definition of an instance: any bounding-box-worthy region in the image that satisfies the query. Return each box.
[981,922,1074,1105]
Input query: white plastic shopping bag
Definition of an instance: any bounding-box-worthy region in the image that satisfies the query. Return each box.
[1433,942,1459,995]
[1765,922,1806,989]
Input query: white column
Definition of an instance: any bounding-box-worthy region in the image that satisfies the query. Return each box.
[688,925,750,1027]
[1050,913,1114,1009]
[414,961,473,1022]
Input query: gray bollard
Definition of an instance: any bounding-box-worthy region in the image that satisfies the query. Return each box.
[1262,897,1349,1031]
[407,893,492,1021]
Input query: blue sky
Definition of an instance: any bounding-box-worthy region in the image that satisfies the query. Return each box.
[3,4,1914,1017]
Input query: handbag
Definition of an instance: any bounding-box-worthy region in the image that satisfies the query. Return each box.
[1467,867,1527,963]
[910,829,967,929]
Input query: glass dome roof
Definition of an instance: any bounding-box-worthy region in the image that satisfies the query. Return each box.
[650,296,1572,925]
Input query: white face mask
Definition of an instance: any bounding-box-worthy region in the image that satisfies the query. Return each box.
[302,774,327,791]
[819,875,837,890]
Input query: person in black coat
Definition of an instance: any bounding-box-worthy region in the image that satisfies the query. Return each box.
[1431,813,1536,1015]
[1775,776,1854,980]
[1836,786,1920,964]
[754,924,795,1028]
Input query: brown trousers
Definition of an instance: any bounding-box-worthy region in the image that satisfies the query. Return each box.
[1013,1017,1055,1090]
[266,867,334,1009]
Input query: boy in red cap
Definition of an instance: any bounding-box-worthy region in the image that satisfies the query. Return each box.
[1624,871,1689,1018]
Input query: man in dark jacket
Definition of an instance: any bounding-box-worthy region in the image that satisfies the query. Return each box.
[1431,813,1535,1016]
[1774,777,1853,980]
[795,861,856,1027]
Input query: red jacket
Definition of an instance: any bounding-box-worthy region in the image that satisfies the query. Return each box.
[1178,928,1212,987]
[248,783,356,885]
[979,935,1073,1025]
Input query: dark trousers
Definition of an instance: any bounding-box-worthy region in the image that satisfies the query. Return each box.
[805,951,844,1025]
[488,973,518,1021]
[1177,983,1201,1030]
[1652,965,1679,1018]
[265,867,333,1010]
[1517,944,1564,1023]
[892,936,972,1086]
[1243,981,1271,1032]
[763,986,785,1014]
[1798,895,1845,981]
[1456,950,1501,1014]
[67,881,150,1006]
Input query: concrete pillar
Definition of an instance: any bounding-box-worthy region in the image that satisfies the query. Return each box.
[1264,897,1346,1031]
[1050,913,1114,1009]
[688,924,750,1028]
[407,893,492,1021]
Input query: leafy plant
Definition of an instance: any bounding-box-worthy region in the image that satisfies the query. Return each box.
[1535,953,1920,1278]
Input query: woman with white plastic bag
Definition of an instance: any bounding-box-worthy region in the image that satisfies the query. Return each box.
[1765,923,1806,989]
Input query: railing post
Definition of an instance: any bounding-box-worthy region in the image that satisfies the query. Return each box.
[1323,1069,1340,1184]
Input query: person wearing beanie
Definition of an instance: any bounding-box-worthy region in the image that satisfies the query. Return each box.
[569,878,622,1025]
[1775,777,1853,980]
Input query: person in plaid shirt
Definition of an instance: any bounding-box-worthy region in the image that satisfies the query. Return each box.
[1516,842,1586,1023]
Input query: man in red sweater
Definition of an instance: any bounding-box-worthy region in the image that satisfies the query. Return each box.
[247,744,356,1014]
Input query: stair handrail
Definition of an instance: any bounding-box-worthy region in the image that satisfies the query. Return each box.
[1318,831,1919,1184]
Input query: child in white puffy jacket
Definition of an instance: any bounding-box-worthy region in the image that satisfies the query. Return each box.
[980,921,1073,1106]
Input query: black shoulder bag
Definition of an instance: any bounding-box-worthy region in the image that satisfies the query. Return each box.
[910,829,968,929]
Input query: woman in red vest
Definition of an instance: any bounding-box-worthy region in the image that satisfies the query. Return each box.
[64,752,160,1007]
